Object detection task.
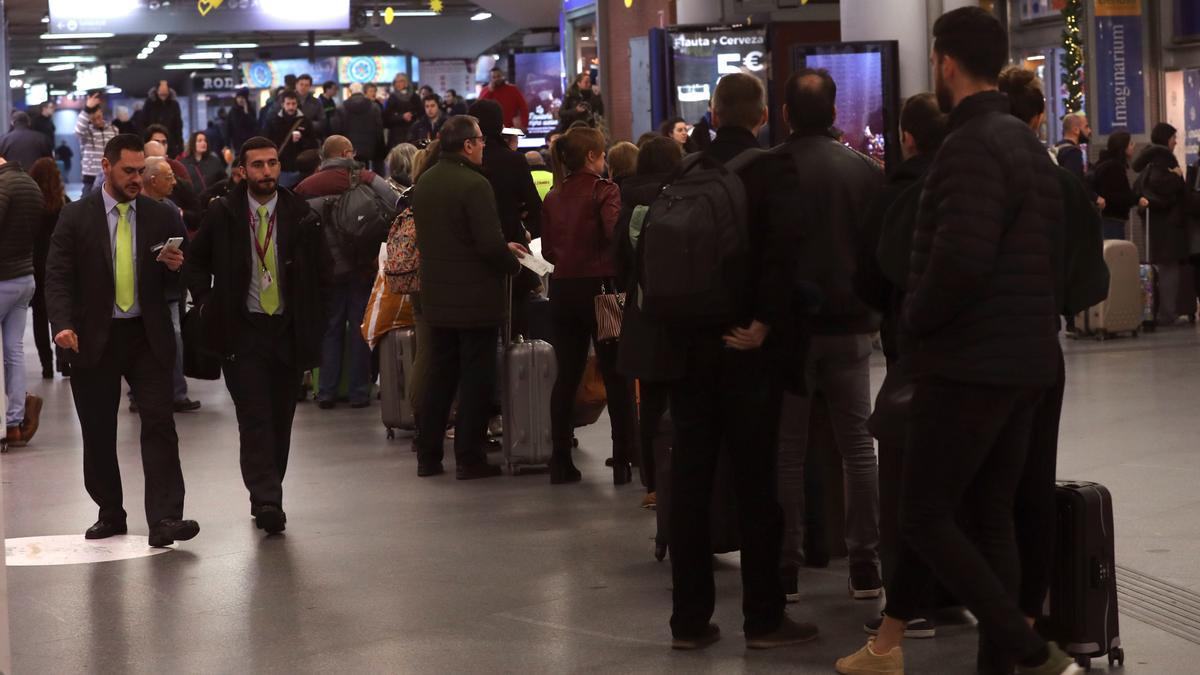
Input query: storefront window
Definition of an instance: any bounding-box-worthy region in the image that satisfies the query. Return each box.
[1019,0,1065,22]
[1176,0,1200,41]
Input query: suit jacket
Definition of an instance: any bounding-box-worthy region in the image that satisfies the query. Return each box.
[45,190,180,369]
[184,184,333,370]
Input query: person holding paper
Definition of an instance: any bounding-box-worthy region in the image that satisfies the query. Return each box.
[540,126,637,486]
[409,115,526,481]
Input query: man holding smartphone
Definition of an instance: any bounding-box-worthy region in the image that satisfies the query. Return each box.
[45,134,200,548]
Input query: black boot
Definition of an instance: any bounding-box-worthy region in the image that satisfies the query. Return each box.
[550,455,581,484]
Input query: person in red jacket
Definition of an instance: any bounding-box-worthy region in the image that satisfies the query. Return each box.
[540,126,635,485]
[480,67,529,131]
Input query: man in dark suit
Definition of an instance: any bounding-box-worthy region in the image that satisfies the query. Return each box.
[185,136,332,534]
[45,133,200,548]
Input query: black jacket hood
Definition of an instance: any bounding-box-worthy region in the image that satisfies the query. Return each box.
[1131,144,1179,173]
[468,99,505,139]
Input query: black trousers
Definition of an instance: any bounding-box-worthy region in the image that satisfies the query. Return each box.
[885,376,1047,665]
[31,264,55,374]
[70,318,184,527]
[222,314,300,509]
[416,325,498,468]
[638,382,671,491]
[1017,350,1066,616]
[668,335,784,638]
[548,279,636,464]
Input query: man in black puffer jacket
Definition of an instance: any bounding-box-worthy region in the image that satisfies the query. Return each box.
[0,158,46,445]
[836,8,1073,675]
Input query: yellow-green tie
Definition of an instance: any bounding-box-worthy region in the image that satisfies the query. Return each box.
[114,202,134,312]
[257,205,280,315]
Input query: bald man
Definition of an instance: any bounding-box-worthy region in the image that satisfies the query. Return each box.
[1055,113,1102,208]
[294,135,397,408]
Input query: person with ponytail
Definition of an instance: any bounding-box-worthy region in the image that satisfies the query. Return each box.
[539,127,636,485]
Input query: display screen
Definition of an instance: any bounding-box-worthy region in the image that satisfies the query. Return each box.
[48,0,349,35]
[242,59,338,91]
[670,28,767,124]
[513,52,564,146]
[791,42,899,168]
[338,56,412,85]
[74,65,108,94]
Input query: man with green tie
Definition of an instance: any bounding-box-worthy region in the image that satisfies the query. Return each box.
[45,133,200,547]
[185,137,332,535]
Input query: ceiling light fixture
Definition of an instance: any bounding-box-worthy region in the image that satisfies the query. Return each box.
[148,40,161,48]
[10,79,23,89]
[154,34,169,41]
[49,45,87,50]
[195,42,259,49]
[471,12,493,21]
[178,52,227,60]
[137,54,149,60]
[1025,54,1047,61]
[47,64,76,72]
[41,32,115,40]
[393,10,438,16]
[164,63,215,70]
[39,56,98,64]
[9,69,25,77]
[298,39,362,47]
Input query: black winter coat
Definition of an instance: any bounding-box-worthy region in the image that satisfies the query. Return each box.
[774,129,884,335]
[184,185,333,369]
[225,104,259,153]
[383,90,422,149]
[142,90,185,158]
[333,94,385,164]
[0,163,44,280]
[0,127,52,171]
[265,111,320,173]
[904,91,1062,388]
[1132,144,1188,263]
[1090,154,1139,220]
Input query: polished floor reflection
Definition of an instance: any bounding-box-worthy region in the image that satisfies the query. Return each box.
[5,326,1200,672]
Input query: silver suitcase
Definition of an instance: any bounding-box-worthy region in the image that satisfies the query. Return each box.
[501,336,556,473]
[379,327,416,438]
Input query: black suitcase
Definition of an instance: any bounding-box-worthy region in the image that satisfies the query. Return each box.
[1042,481,1125,670]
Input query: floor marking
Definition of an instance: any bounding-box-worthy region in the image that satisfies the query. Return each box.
[5,535,173,566]
[494,612,664,646]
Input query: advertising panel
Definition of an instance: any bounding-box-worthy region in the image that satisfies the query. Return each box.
[421,60,474,98]
[242,59,338,91]
[670,28,767,123]
[338,56,411,85]
[1093,0,1145,135]
[1185,69,1200,169]
[514,52,564,144]
[48,0,349,35]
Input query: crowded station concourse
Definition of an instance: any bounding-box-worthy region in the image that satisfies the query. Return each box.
[0,0,1198,672]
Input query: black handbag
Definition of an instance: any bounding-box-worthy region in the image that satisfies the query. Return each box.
[182,303,222,380]
[866,360,913,448]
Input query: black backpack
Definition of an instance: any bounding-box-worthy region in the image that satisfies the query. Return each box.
[318,170,396,270]
[637,149,766,322]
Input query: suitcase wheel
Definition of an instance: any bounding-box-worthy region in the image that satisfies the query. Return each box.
[1075,655,1091,671]
[1109,648,1124,667]
[654,543,667,562]
[386,428,395,440]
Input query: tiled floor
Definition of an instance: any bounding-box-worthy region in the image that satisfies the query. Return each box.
[4,326,1200,672]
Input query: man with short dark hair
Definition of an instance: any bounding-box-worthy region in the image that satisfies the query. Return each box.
[480,67,529,131]
[665,73,813,651]
[772,67,885,603]
[410,115,526,481]
[143,80,185,158]
[319,80,339,124]
[265,90,320,188]
[294,74,327,139]
[185,137,333,535]
[836,8,1072,675]
[45,133,199,548]
[409,94,447,143]
[0,111,52,169]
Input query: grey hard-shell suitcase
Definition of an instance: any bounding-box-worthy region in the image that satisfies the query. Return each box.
[501,335,556,473]
[1072,239,1143,339]
[379,327,416,439]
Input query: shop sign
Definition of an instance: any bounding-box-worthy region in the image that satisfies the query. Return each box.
[48,0,349,35]
[1093,0,1145,135]
[193,74,240,93]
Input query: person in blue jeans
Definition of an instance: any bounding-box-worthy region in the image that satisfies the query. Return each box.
[0,159,46,447]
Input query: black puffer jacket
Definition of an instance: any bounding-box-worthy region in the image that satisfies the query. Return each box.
[774,129,884,335]
[142,88,185,158]
[1132,144,1188,263]
[904,92,1061,388]
[0,162,44,280]
[333,94,385,165]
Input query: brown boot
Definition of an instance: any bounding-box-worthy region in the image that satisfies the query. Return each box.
[20,394,43,444]
[6,426,26,448]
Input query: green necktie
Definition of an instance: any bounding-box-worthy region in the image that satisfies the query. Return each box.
[114,202,134,312]
[257,205,280,315]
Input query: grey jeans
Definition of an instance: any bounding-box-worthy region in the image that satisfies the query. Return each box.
[777,333,880,568]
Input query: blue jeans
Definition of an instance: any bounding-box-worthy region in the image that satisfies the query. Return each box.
[0,275,35,426]
[319,278,373,404]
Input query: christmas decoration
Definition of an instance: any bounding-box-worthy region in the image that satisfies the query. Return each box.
[1060,0,1085,113]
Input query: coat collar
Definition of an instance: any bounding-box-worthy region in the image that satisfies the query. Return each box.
[947,90,1009,132]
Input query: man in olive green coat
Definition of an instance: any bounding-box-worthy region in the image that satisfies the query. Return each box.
[411,115,526,480]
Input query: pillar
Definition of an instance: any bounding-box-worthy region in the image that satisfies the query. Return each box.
[841,0,932,98]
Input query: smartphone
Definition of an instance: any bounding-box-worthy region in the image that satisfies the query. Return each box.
[153,237,184,255]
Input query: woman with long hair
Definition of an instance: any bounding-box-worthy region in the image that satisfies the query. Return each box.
[659,116,697,153]
[1090,130,1145,240]
[180,131,227,191]
[28,157,68,379]
[1133,122,1190,325]
[562,72,604,119]
[541,127,636,484]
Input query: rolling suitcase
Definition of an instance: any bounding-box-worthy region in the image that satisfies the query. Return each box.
[379,327,416,439]
[1139,210,1158,330]
[1073,240,1143,339]
[1041,481,1125,670]
[501,336,556,473]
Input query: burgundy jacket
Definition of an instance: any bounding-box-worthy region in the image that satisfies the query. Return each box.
[540,171,620,279]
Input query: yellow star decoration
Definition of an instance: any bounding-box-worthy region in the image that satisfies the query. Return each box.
[430,0,443,13]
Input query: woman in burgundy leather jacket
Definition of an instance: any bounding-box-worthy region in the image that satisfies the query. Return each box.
[540,127,636,485]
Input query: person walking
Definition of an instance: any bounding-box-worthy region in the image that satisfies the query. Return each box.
[181,131,228,192]
[332,83,386,171]
[772,68,885,602]
[29,157,70,380]
[409,115,526,481]
[32,102,56,149]
[142,80,185,158]
[835,8,1076,674]
[0,112,52,170]
[75,92,120,194]
[480,67,529,131]
[1090,130,1146,240]
[539,127,636,484]
[185,137,332,534]
[0,156,45,448]
[295,135,397,409]
[383,73,422,151]
[44,133,199,547]
[265,90,320,189]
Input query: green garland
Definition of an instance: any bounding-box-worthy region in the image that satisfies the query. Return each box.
[1061,0,1085,114]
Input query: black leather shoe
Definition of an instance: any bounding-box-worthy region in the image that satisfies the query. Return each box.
[85,520,128,540]
[549,458,582,484]
[254,505,286,534]
[456,462,502,480]
[317,399,335,410]
[173,398,202,412]
[417,462,444,477]
[148,519,200,547]
[613,461,633,486]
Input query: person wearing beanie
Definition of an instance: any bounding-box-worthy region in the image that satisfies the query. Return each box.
[1132,122,1190,325]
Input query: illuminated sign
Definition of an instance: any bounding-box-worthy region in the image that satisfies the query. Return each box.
[47,0,349,35]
